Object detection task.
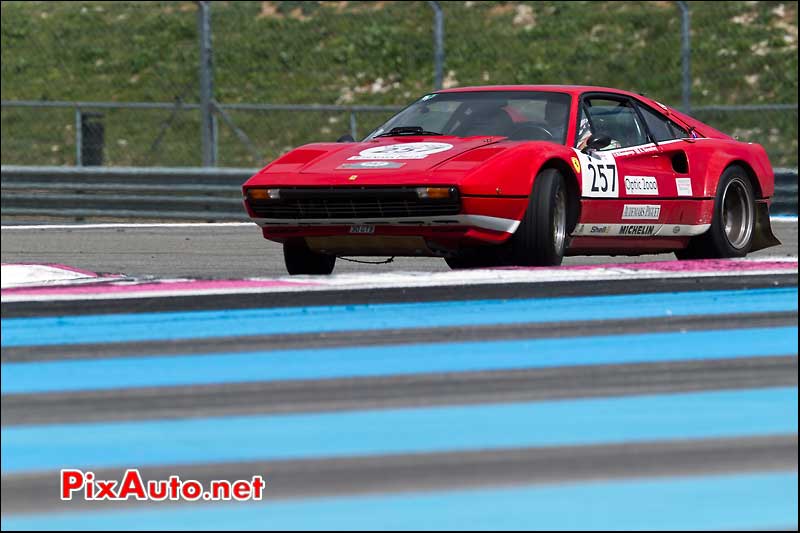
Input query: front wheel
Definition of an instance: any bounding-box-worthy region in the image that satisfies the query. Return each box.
[510,168,568,266]
[283,240,336,275]
[676,166,755,260]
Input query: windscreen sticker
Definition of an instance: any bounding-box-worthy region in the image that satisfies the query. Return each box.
[337,161,406,169]
[349,142,454,160]
[574,149,619,198]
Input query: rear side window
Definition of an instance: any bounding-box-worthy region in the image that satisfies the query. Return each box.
[638,104,689,141]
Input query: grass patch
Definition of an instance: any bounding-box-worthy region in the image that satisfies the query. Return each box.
[2,1,797,167]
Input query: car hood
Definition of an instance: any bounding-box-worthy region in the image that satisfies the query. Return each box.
[250,136,507,185]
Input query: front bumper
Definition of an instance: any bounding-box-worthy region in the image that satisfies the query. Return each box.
[243,188,528,256]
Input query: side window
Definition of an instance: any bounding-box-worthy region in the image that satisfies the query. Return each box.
[638,104,689,141]
[580,97,648,150]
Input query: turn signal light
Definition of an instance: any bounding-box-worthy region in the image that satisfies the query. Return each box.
[416,187,453,199]
[247,188,280,200]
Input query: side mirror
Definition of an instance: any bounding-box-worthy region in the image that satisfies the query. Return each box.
[337,134,355,143]
[583,134,611,152]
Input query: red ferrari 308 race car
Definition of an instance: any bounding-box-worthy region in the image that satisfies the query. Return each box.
[243,85,780,274]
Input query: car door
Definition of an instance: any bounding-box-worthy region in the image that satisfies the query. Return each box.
[634,101,695,199]
[573,93,674,231]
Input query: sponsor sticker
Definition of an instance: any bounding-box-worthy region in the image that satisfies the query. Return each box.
[676,177,693,197]
[349,224,375,234]
[337,161,405,170]
[622,204,661,220]
[574,149,619,198]
[349,142,453,160]
[571,156,581,174]
[590,225,610,234]
[619,224,656,236]
[624,176,659,195]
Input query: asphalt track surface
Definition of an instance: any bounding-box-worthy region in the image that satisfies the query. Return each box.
[1,222,798,529]
[1,219,797,279]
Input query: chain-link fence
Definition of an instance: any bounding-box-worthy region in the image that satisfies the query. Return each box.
[1,1,797,168]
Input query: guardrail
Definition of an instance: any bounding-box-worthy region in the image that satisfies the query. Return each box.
[773,168,798,215]
[1,165,797,221]
[1,166,256,221]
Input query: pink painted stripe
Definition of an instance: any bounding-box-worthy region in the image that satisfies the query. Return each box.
[502,259,798,273]
[2,279,319,296]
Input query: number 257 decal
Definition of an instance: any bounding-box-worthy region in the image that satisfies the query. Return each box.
[588,162,616,194]
[575,149,620,198]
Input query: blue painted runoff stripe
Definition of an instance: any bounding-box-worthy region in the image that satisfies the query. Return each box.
[2,387,796,473]
[2,472,796,531]
[2,287,797,347]
[2,327,796,394]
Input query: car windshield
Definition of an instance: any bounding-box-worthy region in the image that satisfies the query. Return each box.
[366,91,572,143]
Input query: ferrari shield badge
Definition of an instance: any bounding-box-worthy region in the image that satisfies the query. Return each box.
[571,156,581,174]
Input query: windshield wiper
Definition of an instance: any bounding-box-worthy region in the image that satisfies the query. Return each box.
[376,126,443,137]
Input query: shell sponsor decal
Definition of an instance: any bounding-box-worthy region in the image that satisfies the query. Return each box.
[348,142,454,161]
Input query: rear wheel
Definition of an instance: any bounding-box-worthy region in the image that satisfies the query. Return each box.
[283,239,336,275]
[676,166,755,259]
[510,168,568,266]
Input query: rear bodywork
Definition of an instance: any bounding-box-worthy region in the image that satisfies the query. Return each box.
[243,85,779,258]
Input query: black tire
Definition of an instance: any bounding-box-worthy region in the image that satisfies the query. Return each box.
[510,168,568,266]
[676,165,755,260]
[283,239,336,275]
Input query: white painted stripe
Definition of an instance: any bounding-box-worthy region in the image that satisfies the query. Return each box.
[2,257,796,303]
[0,216,793,231]
[0,222,257,230]
[254,214,521,234]
[1,264,99,289]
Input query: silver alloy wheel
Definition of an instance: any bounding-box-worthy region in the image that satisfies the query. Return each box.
[721,177,754,250]
[553,186,567,255]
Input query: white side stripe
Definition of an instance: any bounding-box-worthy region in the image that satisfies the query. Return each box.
[572,223,710,237]
[254,214,521,234]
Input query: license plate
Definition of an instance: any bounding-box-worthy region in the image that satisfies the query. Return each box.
[349,224,375,234]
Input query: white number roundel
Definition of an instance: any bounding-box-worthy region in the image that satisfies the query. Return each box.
[349,142,453,160]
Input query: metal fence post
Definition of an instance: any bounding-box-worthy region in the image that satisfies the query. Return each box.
[349,111,358,140]
[74,107,83,167]
[677,1,691,114]
[429,1,444,90]
[197,1,217,167]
